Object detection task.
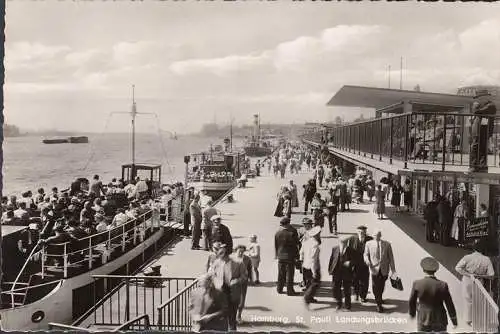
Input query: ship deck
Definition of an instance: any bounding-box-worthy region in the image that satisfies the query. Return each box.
[83,164,472,332]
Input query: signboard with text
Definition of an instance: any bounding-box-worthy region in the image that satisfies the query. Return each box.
[465,216,490,239]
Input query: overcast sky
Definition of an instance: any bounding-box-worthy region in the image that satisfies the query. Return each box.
[4,2,500,134]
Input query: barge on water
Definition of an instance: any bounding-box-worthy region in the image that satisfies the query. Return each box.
[42,136,89,144]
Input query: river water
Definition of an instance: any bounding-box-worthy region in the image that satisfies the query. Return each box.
[2,134,223,196]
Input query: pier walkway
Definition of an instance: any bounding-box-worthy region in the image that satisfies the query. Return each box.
[142,167,468,332]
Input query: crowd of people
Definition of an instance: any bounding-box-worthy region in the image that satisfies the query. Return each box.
[2,174,186,265]
[188,141,497,332]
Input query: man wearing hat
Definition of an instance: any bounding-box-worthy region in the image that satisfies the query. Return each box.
[274,217,300,295]
[210,215,233,254]
[300,226,322,306]
[409,257,458,332]
[469,89,496,172]
[328,234,356,310]
[349,225,373,302]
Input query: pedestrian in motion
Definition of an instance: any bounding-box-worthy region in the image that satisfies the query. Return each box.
[363,228,396,313]
[300,226,322,307]
[274,217,300,296]
[409,257,458,332]
[328,235,356,311]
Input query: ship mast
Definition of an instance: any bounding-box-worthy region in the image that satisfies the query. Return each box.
[131,85,137,167]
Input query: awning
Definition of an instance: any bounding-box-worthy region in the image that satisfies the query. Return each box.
[327,85,474,110]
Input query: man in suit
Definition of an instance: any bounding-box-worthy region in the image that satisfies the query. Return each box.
[409,257,458,332]
[364,228,396,313]
[210,215,233,254]
[349,225,373,302]
[274,217,300,296]
[328,235,356,310]
[211,245,248,330]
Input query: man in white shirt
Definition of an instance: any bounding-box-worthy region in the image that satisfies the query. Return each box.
[300,226,321,306]
[202,200,218,251]
[455,240,495,326]
[363,228,396,313]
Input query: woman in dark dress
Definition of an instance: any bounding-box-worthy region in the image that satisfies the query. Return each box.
[391,180,403,212]
[374,185,386,219]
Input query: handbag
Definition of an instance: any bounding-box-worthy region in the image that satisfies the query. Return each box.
[390,274,403,291]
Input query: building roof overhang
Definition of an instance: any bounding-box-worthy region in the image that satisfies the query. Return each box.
[327,85,474,110]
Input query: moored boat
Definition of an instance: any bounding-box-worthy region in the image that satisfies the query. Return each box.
[187,141,246,200]
[0,87,187,330]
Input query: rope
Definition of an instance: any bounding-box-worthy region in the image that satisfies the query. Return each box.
[81,112,114,171]
[152,113,174,174]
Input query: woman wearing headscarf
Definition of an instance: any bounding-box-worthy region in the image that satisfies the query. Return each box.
[273,185,285,217]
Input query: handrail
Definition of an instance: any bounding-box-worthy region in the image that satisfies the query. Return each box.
[472,275,499,311]
[48,322,93,331]
[156,277,199,311]
[9,242,43,307]
[1,279,62,294]
[112,314,151,331]
[71,233,185,327]
[92,275,196,280]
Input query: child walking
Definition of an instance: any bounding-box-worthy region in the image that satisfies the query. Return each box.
[247,235,261,284]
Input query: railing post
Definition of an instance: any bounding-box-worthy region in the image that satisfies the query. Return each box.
[41,247,45,279]
[63,243,68,278]
[442,115,447,171]
[389,118,393,164]
[358,125,361,155]
[122,224,126,252]
[125,278,130,322]
[404,114,410,169]
[379,119,383,161]
[88,238,93,270]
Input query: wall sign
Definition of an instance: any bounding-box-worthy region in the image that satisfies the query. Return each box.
[465,216,490,239]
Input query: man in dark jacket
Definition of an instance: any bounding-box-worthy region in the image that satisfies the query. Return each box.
[210,215,233,254]
[437,197,453,246]
[328,235,356,310]
[409,257,458,332]
[469,89,496,172]
[303,179,316,214]
[424,195,440,243]
[274,217,300,295]
[349,225,373,302]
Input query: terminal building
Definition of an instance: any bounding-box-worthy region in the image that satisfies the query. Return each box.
[302,84,499,331]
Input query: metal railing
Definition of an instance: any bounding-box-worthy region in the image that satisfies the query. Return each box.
[472,276,499,332]
[40,210,157,279]
[112,314,151,331]
[303,112,500,172]
[1,190,189,310]
[156,278,199,331]
[88,275,196,328]
[48,323,93,331]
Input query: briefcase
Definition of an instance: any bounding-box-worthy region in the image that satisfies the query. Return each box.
[390,275,403,291]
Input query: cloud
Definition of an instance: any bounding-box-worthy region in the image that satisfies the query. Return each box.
[6,41,71,67]
[169,52,272,76]
[169,24,387,75]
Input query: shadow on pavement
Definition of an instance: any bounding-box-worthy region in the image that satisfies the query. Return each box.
[384,208,469,279]
[240,321,309,329]
[244,306,273,312]
[351,298,409,314]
